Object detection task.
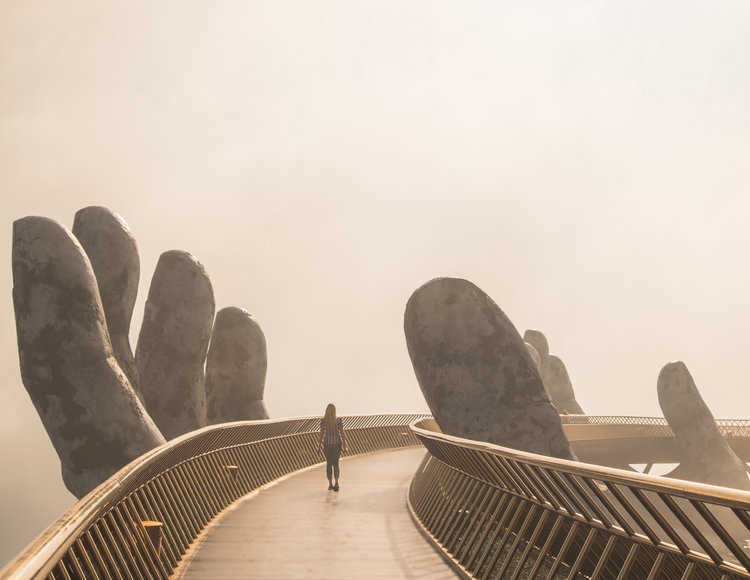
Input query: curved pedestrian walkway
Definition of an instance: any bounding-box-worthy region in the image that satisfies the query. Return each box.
[173,448,458,580]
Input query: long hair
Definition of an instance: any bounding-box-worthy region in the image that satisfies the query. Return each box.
[323,403,337,432]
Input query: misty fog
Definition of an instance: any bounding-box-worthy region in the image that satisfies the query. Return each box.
[1,0,749,566]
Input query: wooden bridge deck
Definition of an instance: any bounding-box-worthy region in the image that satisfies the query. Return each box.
[173,448,458,580]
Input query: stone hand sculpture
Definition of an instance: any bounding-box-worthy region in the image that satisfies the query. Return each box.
[658,361,750,490]
[12,217,165,498]
[136,250,215,440]
[13,206,273,497]
[523,329,584,415]
[206,307,269,423]
[72,206,142,401]
[405,277,576,460]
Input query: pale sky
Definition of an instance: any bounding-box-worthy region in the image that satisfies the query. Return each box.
[1,0,749,566]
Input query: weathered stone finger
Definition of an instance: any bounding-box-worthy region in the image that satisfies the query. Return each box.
[72,206,141,401]
[525,341,542,374]
[658,361,749,490]
[206,307,269,423]
[546,355,585,415]
[523,328,585,414]
[12,216,165,498]
[523,329,549,360]
[404,277,576,460]
[136,250,214,439]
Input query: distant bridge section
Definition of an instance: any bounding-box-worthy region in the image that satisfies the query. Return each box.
[561,415,750,467]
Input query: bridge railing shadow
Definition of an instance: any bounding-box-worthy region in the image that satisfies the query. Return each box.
[409,417,750,579]
[0,413,428,580]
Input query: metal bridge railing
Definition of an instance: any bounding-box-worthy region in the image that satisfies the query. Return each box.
[1,413,428,580]
[560,415,750,439]
[409,417,750,580]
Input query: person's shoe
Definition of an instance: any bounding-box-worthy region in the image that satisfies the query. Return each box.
[333,484,339,492]
[328,483,333,490]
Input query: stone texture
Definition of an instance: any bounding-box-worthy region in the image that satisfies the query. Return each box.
[136,250,214,440]
[206,307,269,423]
[523,329,549,360]
[525,342,542,373]
[404,277,575,460]
[72,206,141,401]
[658,361,750,490]
[12,217,165,498]
[546,356,584,415]
[523,329,584,414]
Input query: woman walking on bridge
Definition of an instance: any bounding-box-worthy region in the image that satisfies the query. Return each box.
[318,403,347,491]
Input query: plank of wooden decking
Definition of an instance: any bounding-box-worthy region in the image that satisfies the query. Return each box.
[173,448,458,580]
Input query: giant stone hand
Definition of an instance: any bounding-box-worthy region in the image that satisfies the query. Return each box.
[405,277,576,460]
[12,217,165,498]
[13,208,272,497]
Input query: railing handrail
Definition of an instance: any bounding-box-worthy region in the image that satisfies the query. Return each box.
[560,414,750,432]
[1,412,429,579]
[3,416,310,579]
[6,412,750,579]
[411,417,750,508]
[410,416,750,577]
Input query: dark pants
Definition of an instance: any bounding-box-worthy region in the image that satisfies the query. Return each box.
[324,443,342,480]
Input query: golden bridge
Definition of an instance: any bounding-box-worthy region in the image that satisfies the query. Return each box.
[2,414,750,579]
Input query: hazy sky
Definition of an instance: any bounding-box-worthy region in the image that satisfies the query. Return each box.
[1,0,749,566]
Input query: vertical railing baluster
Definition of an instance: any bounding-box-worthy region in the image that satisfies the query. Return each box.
[588,534,616,580]
[658,493,724,565]
[527,514,564,578]
[464,491,509,573]
[91,521,129,580]
[445,480,485,554]
[614,544,639,580]
[691,500,750,570]
[453,484,493,561]
[566,527,597,580]
[81,530,114,580]
[133,488,178,569]
[546,520,580,578]
[645,552,665,580]
[509,508,549,579]
[494,503,539,578]
[472,495,520,576]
